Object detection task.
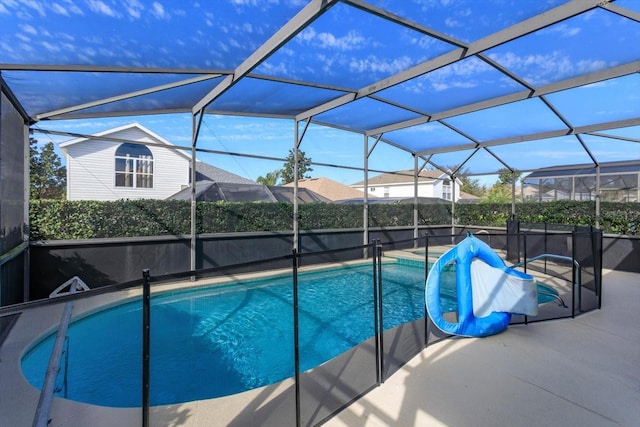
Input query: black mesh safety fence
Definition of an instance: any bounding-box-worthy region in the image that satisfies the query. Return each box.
[295,244,379,426]
[0,224,604,427]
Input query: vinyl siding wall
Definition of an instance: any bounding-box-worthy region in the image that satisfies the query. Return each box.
[65,128,189,201]
[354,179,461,201]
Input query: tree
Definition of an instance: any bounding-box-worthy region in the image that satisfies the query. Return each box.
[443,165,486,197]
[280,148,313,184]
[481,183,523,204]
[256,170,281,186]
[30,138,67,199]
[497,167,522,186]
[460,176,486,197]
[480,184,512,203]
[456,170,486,197]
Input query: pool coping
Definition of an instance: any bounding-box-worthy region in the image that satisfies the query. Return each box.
[0,251,583,426]
[0,257,398,426]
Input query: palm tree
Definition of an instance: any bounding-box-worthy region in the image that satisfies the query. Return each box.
[256,170,281,186]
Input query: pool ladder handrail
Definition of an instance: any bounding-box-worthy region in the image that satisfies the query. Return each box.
[32,279,78,427]
[510,253,581,312]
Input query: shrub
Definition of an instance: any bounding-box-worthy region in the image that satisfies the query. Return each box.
[29,199,640,240]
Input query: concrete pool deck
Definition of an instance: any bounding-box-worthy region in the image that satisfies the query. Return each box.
[326,268,640,427]
[1,267,638,426]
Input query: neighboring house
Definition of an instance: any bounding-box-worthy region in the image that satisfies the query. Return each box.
[458,191,481,204]
[60,123,191,201]
[194,161,256,185]
[284,177,373,202]
[60,123,257,201]
[351,170,462,202]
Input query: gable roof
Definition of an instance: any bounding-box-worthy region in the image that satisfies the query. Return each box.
[194,161,256,185]
[59,122,184,154]
[284,177,373,201]
[352,170,448,186]
[168,180,328,203]
[267,186,330,203]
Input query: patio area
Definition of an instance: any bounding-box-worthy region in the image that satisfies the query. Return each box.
[326,268,640,427]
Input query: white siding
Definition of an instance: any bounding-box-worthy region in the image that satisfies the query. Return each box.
[355,182,436,198]
[64,127,190,201]
[353,177,462,201]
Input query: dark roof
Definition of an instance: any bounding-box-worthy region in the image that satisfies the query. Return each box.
[524,161,640,179]
[168,181,329,203]
[194,161,256,185]
[169,181,276,202]
[267,186,330,203]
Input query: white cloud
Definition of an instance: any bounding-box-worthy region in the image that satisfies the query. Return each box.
[445,17,460,28]
[349,55,413,75]
[576,59,607,74]
[205,11,214,26]
[0,41,14,53]
[22,0,46,17]
[487,51,586,86]
[86,0,118,18]
[51,3,69,16]
[62,0,83,15]
[230,0,260,5]
[402,57,492,92]
[126,6,141,18]
[298,27,365,51]
[542,23,581,38]
[41,41,61,53]
[0,3,9,13]
[260,60,289,76]
[21,23,38,35]
[151,2,169,20]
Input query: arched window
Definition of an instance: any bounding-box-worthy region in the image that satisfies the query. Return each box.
[115,143,153,188]
[442,179,452,200]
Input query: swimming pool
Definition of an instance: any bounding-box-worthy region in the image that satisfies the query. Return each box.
[22,262,436,407]
[21,261,556,407]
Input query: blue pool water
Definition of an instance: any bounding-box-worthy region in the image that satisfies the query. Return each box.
[22,262,436,407]
[21,262,556,407]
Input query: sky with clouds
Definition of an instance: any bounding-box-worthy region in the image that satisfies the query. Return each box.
[1,0,639,186]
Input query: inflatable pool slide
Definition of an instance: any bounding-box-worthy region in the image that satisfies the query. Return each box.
[425,233,538,338]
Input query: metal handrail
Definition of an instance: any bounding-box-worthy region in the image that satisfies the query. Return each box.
[511,253,581,313]
[538,290,568,308]
[32,279,78,427]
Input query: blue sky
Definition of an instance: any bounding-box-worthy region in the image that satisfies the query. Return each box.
[3,0,639,187]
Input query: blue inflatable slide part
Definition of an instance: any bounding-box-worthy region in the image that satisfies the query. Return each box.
[425,233,528,338]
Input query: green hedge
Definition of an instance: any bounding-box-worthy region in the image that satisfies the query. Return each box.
[29,199,639,240]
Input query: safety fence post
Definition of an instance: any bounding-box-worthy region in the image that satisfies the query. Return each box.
[142,268,151,427]
[292,250,301,427]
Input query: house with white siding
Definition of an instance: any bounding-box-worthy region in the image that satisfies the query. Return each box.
[60,123,191,201]
[351,169,462,202]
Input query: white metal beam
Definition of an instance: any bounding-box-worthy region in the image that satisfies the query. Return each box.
[367,60,640,136]
[298,0,602,122]
[415,116,640,157]
[601,2,640,23]
[36,75,220,121]
[192,0,338,114]
[0,64,228,74]
[341,0,467,48]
